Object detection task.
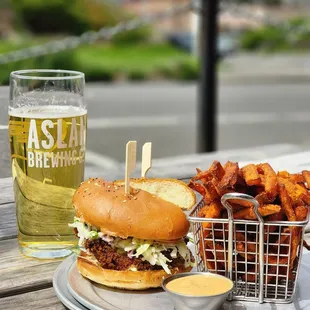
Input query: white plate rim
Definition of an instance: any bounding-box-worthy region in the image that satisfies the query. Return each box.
[53,254,90,310]
[66,260,169,310]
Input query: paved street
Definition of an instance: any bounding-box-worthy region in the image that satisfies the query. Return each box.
[1,79,310,178]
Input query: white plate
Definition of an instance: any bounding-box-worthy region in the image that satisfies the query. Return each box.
[53,254,89,310]
[64,251,310,310]
[67,261,174,310]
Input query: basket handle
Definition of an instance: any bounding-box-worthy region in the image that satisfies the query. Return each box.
[221,192,264,222]
[221,192,265,304]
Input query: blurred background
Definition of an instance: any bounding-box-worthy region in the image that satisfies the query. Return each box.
[1,0,310,176]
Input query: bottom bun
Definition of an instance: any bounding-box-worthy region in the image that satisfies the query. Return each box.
[77,256,192,290]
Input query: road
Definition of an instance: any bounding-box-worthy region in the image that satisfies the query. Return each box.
[1,81,310,177]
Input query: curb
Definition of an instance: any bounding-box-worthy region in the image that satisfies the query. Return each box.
[219,72,310,84]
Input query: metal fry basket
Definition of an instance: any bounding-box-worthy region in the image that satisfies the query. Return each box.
[188,193,309,304]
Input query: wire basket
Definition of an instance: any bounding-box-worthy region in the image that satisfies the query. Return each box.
[188,193,309,304]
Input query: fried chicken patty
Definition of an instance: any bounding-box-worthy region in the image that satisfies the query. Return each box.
[85,238,192,271]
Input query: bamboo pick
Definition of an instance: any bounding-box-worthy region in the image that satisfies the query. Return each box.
[141,142,152,178]
[125,141,137,195]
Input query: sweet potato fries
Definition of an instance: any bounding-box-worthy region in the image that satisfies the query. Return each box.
[189,161,309,285]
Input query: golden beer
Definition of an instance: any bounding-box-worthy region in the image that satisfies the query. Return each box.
[9,105,87,258]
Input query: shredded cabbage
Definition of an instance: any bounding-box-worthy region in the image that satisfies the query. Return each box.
[68,217,100,246]
[113,238,193,274]
[69,217,194,274]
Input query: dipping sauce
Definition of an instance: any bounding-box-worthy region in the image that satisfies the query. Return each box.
[165,274,233,297]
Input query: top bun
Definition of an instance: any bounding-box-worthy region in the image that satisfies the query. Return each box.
[114,178,196,211]
[72,178,190,241]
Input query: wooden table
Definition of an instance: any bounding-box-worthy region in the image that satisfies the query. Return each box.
[1,146,310,309]
[0,177,67,309]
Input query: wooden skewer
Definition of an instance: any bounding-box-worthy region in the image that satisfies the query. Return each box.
[141,142,152,178]
[125,141,137,195]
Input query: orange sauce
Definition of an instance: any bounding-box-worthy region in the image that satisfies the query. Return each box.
[166,274,233,296]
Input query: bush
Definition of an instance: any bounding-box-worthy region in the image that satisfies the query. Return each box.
[12,0,150,43]
[240,26,287,51]
[112,26,151,45]
[48,51,79,70]
[176,59,199,81]
[157,59,199,81]
[84,66,115,82]
[13,0,88,35]
[0,50,79,85]
[157,64,178,79]
[127,69,148,81]
[240,17,310,52]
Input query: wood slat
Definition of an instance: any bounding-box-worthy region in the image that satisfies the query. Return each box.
[0,239,61,297]
[0,288,65,310]
[0,203,17,240]
[0,178,14,204]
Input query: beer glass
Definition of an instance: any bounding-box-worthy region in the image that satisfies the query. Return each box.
[9,70,86,259]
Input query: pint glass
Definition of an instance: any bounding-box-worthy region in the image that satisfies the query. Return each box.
[9,70,86,259]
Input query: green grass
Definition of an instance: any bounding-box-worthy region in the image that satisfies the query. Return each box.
[76,43,191,72]
[0,39,198,84]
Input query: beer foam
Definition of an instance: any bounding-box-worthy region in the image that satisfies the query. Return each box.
[9,105,87,119]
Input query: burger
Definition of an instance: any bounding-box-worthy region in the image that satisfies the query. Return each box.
[69,178,196,290]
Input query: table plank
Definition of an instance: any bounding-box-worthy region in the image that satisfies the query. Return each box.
[0,288,65,310]
[0,203,17,240]
[0,239,61,297]
[0,178,14,204]
[85,144,304,180]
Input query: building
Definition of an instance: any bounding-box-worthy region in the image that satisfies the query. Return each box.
[122,0,194,34]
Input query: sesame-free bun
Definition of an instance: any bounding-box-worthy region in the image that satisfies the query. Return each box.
[77,253,192,290]
[115,178,196,211]
[72,178,190,241]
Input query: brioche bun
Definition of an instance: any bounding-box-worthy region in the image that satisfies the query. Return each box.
[77,254,192,290]
[73,178,190,241]
[115,178,196,211]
